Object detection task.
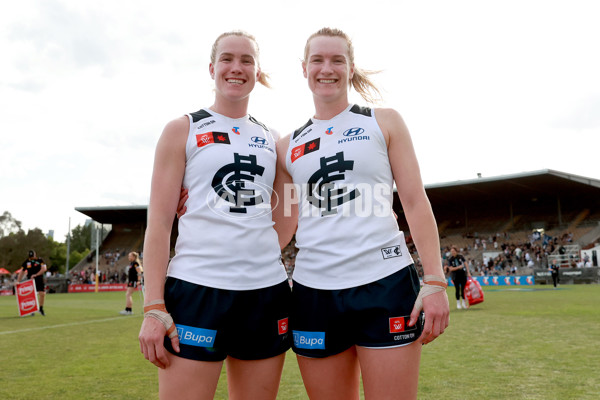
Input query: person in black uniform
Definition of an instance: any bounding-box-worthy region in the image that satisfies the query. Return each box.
[120,252,142,315]
[17,250,47,316]
[447,246,470,309]
[549,259,560,288]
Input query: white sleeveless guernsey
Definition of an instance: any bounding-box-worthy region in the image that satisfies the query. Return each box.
[285,104,414,290]
[167,108,287,290]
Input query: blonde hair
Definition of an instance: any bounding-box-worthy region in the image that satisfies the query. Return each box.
[129,252,142,271]
[304,27,382,104]
[210,31,271,88]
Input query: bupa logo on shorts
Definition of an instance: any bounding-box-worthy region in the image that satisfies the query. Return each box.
[389,316,417,333]
[278,318,289,335]
[293,330,325,350]
[176,324,217,347]
[381,245,402,259]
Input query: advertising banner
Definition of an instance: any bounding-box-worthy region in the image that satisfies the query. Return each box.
[68,283,140,293]
[447,275,535,286]
[16,280,39,316]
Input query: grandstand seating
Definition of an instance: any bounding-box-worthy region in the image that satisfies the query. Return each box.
[74,170,600,280]
[68,224,145,282]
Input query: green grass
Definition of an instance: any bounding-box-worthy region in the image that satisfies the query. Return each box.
[0,285,599,399]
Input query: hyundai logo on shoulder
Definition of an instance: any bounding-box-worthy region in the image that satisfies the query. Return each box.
[251,136,268,145]
[342,127,365,136]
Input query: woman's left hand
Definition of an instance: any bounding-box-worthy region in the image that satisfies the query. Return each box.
[409,290,449,345]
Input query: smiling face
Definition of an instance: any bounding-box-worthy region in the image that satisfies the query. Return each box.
[209,34,261,106]
[303,35,354,105]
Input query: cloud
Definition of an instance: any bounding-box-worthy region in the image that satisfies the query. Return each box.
[554,95,600,131]
[7,1,114,68]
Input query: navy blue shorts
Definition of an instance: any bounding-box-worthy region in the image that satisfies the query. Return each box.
[163,277,291,362]
[290,265,423,358]
[33,276,45,292]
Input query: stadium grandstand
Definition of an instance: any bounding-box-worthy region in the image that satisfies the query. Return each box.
[73,169,600,286]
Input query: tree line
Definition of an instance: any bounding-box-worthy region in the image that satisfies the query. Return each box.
[0,211,97,274]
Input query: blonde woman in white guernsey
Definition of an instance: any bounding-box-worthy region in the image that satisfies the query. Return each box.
[272,28,450,400]
[139,31,290,400]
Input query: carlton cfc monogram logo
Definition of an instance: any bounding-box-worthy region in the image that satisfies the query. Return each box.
[306,151,360,216]
[211,153,265,213]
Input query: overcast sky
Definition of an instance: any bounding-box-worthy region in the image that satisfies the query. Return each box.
[1,0,599,241]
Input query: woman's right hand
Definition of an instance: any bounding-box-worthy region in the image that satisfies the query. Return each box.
[139,316,180,369]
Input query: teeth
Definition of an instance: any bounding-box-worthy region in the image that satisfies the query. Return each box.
[318,79,336,83]
[227,79,244,84]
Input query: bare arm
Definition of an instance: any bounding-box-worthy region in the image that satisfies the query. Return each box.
[139,115,188,368]
[376,107,449,344]
[272,134,298,250]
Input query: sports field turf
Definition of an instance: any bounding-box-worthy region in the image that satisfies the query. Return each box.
[1,285,598,399]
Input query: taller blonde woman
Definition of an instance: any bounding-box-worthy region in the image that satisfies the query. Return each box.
[273,27,450,400]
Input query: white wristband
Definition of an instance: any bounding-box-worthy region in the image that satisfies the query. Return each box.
[144,300,177,339]
[414,275,448,312]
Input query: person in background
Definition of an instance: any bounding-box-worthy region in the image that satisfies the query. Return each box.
[447,246,471,309]
[549,259,560,288]
[17,250,47,316]
[120,251,143,315]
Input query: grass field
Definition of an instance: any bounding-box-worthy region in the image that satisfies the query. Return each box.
[1,285,599,399]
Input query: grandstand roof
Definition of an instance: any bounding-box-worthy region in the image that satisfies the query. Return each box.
[424,169,600,205]
[75,170,600,224]
[75,205,147,224]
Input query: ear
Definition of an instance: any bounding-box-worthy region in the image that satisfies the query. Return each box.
[349,63,355,82]
[256,67,261,82]
[209,63,215,79]
[302,61,307,79]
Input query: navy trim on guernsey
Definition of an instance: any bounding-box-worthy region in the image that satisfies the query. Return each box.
[248,115,269,131]
[292,119,314,140]
[190,109,213,123]
[349,104,372,117]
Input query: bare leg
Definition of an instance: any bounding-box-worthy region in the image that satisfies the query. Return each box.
[296,347,360,400]
[158,352,223,400]
[357,342,421,400]
[126,287,134,308]
[38,291,45,307]
[226,353,286,400]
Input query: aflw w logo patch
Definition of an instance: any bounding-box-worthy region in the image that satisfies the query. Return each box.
[389,316,417,333]
[196,132,231,147]
[291,138,320,162]
[381,245,402,259]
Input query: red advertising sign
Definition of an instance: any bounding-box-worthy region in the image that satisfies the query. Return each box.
[16,280,39,316]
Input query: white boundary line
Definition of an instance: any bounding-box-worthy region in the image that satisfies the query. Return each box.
[0,316,136,335]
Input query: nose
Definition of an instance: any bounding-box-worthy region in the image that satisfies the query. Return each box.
[321,60,334,74]
[230,59,243,74]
